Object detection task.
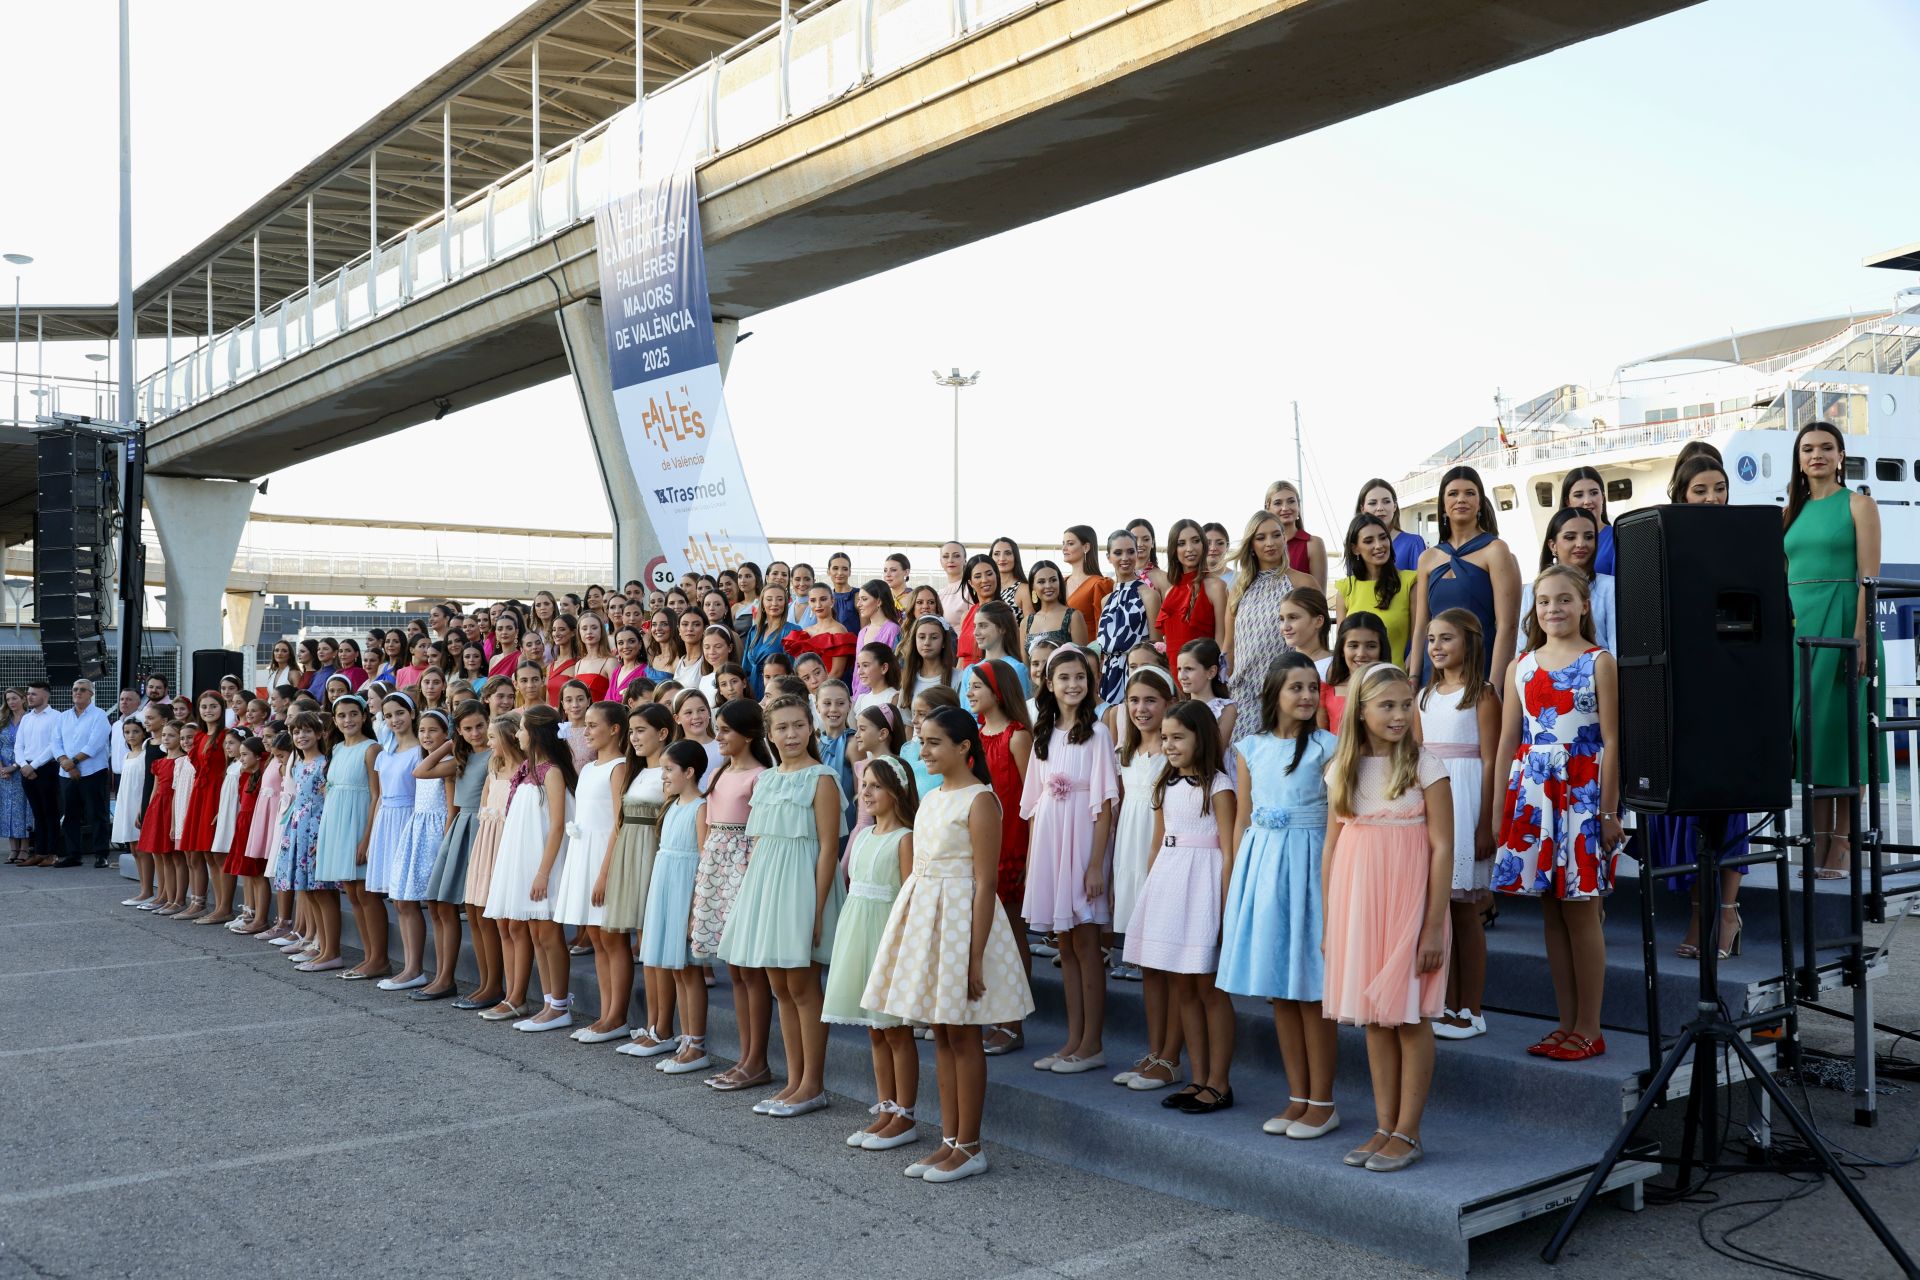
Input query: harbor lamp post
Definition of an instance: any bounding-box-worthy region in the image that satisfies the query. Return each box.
[932,367,979,541]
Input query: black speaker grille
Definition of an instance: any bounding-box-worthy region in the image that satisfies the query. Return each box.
[1615,515,1665,659]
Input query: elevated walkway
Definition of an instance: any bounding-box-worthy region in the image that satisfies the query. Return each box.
[112,0,1695,484]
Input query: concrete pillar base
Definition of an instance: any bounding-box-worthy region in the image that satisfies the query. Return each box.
[145,475,254,669]
[557,298,661,589]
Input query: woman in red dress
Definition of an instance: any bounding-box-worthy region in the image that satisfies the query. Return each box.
[782,583,856,679]
[176,691,229,920]
[1157,517,1229,660]
[487,610,524,680]
[570,610,617,701]
[544,612,584,705]
[1265,480,1328,584]
[955,555,1002,668]
[964,658,1033,1056]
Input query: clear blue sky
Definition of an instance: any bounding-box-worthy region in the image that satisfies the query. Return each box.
[4,0,1917,552]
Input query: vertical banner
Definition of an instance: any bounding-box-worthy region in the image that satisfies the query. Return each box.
[593,105,770,586]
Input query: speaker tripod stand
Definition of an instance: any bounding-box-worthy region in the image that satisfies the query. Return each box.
[1541,814,1914,1273]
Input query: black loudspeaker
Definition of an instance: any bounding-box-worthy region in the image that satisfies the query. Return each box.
[1616,505,1792,813]
[191,648,247,697]
[36,429,118,686]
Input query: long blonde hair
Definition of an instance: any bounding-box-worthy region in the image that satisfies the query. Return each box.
[1327,662,1419,818]
[1226,510,1283,631]
[1524,563,1597,653]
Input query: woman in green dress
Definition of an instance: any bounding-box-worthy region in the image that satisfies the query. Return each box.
[1784,420,1882,879]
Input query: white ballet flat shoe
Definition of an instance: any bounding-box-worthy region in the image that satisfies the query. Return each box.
[1263,1097,1310,1135]
[765,1093,828,1118]
[376,975,428,992]
[573,1025,631,1044]
[923,1141,988,1183]
[1432,1011,1487,1040]
[850,1101,892,1146]
[861,1103,920,1150]
[514,995,573,1032]
[1286,1103,1341,1140]
[905,1139,957,1178]
[657,1040,711,1074]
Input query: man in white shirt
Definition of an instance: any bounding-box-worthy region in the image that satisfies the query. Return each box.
[51,679,113,868]
[140,672,169,711]
[935,542,970,628]
[14,682,62,865]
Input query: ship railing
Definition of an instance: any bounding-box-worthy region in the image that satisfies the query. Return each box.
[1399,409,1753,495]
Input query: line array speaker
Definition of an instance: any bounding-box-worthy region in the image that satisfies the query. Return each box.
[36,429,118,685]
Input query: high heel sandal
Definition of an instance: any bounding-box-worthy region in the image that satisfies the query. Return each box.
[1717,904,1743,959]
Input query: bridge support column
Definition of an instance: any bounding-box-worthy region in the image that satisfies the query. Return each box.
[714,317,739,379]
[145,476,253,670]
[224,589,265,656]
[557,298,661,589]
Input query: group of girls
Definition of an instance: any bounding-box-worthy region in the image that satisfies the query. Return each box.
[93,422,1878,1178]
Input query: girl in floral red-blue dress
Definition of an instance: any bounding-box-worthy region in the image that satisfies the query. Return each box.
[1492,564,1623,1064]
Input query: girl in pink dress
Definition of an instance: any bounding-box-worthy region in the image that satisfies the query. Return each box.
[1321,661,1454,1173]
[1019,646,1118,1076]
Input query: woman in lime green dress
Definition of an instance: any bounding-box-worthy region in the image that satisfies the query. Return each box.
[1332,514,1419,666]
[1784,421,1882,878]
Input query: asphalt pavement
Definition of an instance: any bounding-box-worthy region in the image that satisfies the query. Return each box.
[1,862,1915,1279]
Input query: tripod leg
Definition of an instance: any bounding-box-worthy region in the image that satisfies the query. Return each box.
[1728,1035,1917,1275]
[1853,958,1877,1127]
[1542,1027,1699,1264]
[1676,1028,1707,1191]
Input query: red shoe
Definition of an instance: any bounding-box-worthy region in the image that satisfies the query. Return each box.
[1546,1034,1606,1062]
[1526,1030,1570,1057]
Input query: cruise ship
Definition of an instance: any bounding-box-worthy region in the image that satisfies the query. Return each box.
[1399,283,1920,680]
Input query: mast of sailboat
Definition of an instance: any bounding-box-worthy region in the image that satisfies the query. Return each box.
[1291,400,1304,497]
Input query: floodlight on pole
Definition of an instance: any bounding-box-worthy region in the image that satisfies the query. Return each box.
[932,367,980,541]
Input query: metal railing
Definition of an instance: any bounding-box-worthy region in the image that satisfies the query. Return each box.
[120,0,1044,427]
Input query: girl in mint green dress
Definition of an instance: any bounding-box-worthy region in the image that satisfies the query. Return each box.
[718,695,847,1117]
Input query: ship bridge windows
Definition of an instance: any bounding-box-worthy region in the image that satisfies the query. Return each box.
[1845,457,1866,482]
[1877,458,1905,483]
[1535,482,1554,508]
[1495,485,1517,512]
[1606,478,1633,504]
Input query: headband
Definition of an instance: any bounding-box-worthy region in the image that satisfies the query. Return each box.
[325,673,352,688]
[977,661,1002,700]
[385,690,416,710]
[872,755,909,787]
[868,701,900,728]
[335,694,367,710]
[421,709,450,729]
[1128,666,1176,696]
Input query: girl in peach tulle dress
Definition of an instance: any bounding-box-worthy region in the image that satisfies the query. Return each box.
[1320,662,1453,1174]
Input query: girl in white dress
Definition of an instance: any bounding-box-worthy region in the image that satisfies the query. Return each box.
[1109,666,1177,1087]
[1418,609,1501,1040]
[555,702,633,1044]
[863,706,1036,1183]
[482,706,578,1031]
[113,719,155,906]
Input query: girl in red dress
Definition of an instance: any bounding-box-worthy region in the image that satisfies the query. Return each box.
[222,737,268,932]
[964,659,1033,1057]
[175,691,229,921]
[545,613,584,705]
[137,721,184,911]
[1265,480,1328,584]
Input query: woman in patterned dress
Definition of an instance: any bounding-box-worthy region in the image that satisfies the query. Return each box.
[1095,530,1161,706]
[1224,511,1318,742]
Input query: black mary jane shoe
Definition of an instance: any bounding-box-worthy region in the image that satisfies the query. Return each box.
[450,995,496,1010]
[1160,1084,1203,1110]
[1177,1086,1235,1115]
[410,987,457,1002]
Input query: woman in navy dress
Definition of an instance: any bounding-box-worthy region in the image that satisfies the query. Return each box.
[1407,466,1521,685]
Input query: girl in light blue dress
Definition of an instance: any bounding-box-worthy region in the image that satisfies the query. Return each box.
[385,708,453,991]
[311,696,386,979]
[640,741,716,1076]
[1217,652,1341,1141]
[718,694,846,1117]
